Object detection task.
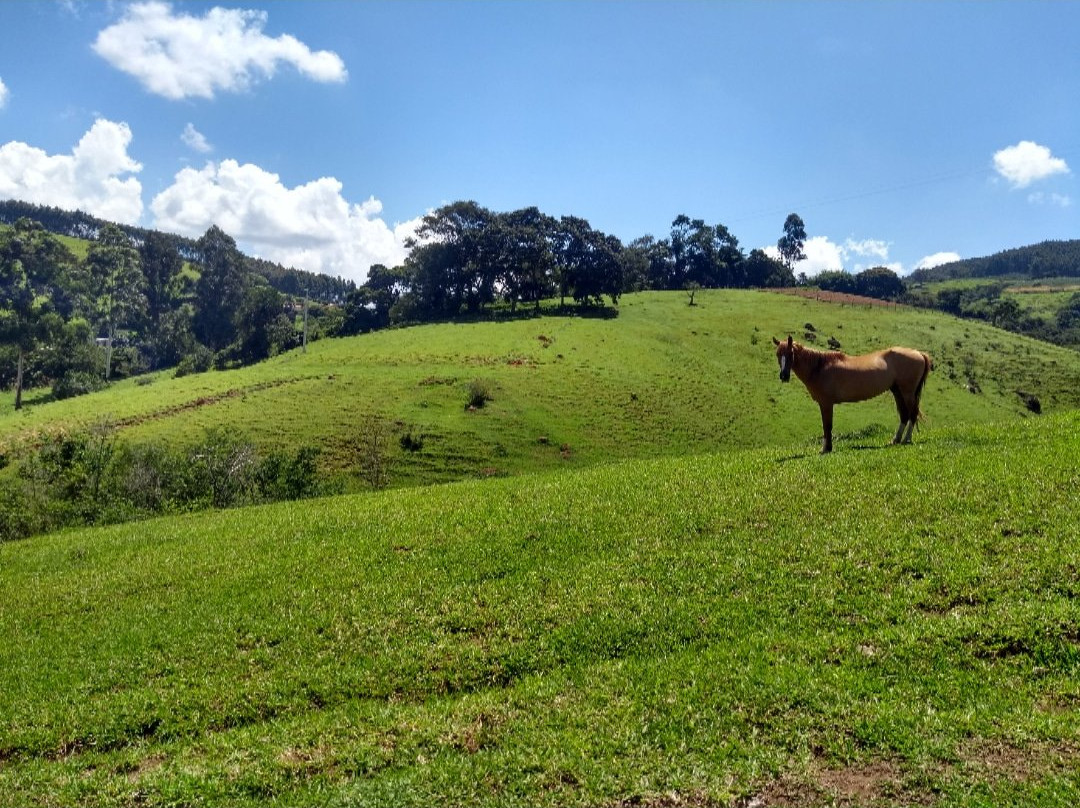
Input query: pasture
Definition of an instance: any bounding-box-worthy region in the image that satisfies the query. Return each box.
[4,290,1080,490]
[1,412,1079,806]
[2,290,1080,806]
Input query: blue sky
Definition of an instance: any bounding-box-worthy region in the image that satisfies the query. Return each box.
[1,1,1077,284]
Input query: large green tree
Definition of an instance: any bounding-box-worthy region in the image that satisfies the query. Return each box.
[777,213,807,270]
[139,230,184,330]
[233,283,293,363]
[85,224,146,380]
[0,218,77,408]
[193,226,247,352]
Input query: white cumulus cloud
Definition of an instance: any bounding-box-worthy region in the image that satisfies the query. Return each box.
[0,77,8,109]
[181,123,213,153]
[0,118,143,224]
[915,251,962,271]
[150,159,418,282]
[93,1,347,100]
[992,140,1070,189]
[765,235,900,275]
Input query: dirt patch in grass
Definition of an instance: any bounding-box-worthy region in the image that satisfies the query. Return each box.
[742,741,1080,807]
[123,753,165,782]
[769,288,905,308]
[738,775,828,807]
[114,377,312,428]
[741,760,926,807]
[957,738,1080,782]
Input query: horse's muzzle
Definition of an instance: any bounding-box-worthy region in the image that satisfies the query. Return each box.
[779,369,791,383]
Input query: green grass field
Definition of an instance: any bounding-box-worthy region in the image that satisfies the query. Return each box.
[3,290,1080,806]
[4,291,1080,490]
[1,412,1078,806]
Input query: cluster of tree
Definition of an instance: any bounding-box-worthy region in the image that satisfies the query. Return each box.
[0,200,355,303]
[0,422,327,542]
[3,200,811,402]
[0,218,305,408]
[336,203,801,335]
[809,266,907,300]
[908,239,1080,283]
[905,281,1080,348]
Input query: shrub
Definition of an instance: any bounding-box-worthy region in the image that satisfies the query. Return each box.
[255,446,323,501]
[181,426,258,509]
[348,416,393,491]
[467,379,493,409]
[174,345,214,378]
[52,371,106,401]
[399,432,424,453]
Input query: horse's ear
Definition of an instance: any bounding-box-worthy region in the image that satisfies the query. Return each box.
[772,337,780,346]
[787,335,793,348]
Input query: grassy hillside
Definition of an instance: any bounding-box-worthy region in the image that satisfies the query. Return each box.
[1,412,1078,806]
[4,290,1080,490]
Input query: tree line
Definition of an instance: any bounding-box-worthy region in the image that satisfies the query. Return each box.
[0,200,356,303]
[3,199,820,407]
[908,239,1080,283]
[335,203,804,335]
[1,218,309,407]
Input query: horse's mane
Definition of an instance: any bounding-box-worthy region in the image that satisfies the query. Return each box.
[794,342,845,376]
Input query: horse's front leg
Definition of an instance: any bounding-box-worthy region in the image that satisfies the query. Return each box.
[819,402,833,454]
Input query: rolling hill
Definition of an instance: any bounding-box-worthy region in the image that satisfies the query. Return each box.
[4,290,1080,491]
[1,409,1078,806]
[2,290,1080,806]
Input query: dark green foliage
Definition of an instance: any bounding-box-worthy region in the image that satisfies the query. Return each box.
[0,218,79,408]
[399,432,424,452]
[174,343,214,377]
[232,284,295,363]
[51,370,107,400]
[193,226,248,352]
[810,267,906,301]
[855,266,905,300]
[0,424,326,541]
[909,238,1080,282]
[0,199,353,303]
[254,446,323,501]
[777,213,807,269]
[138,230,184,332]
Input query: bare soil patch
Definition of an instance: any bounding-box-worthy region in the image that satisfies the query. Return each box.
[769,288,904,308]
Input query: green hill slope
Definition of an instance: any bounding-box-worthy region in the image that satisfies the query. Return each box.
[4,290,1079,489]
[2,412,1078,806]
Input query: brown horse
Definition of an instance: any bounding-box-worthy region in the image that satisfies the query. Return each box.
[773,335,932,453]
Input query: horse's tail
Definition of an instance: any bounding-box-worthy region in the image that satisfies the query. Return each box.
[914,352,932,422]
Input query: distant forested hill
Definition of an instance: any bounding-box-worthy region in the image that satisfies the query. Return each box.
[909,239,1080,283]
[0,199,355,303]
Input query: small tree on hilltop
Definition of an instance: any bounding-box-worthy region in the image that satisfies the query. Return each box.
[777,213,807,271]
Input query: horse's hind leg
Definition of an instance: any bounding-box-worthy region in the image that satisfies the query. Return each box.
[890,386,909,444]
[900,386,921,444]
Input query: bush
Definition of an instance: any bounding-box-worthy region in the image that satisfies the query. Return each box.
[174,344,214,378]
[52,371,107,401]
[181,426,258,509]
[467,379,493,409]
[399,432,424,452]
[255,446,322,501]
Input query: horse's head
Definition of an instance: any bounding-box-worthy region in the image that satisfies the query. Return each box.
[773,335,794,382]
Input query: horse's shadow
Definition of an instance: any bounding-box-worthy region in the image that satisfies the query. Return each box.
[775,442,894,463]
